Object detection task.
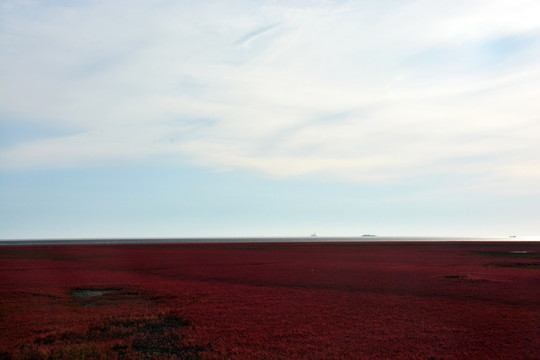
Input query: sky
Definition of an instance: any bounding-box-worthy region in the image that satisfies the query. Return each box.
[1,0,539,239]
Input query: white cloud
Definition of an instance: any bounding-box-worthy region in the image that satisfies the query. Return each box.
[1,0,540,192]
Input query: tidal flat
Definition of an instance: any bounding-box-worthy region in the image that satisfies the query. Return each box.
[1,241,539,359]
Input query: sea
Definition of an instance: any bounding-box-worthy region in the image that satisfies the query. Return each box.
[0,236,537,246]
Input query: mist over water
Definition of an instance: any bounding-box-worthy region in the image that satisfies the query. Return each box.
[1,236,536,246]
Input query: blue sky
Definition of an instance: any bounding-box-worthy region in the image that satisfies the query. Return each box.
[1,0,539,239]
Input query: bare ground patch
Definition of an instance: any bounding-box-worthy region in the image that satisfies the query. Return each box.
[70,287,140,307]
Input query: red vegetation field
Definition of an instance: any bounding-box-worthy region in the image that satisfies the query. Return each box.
[1,241,539,359]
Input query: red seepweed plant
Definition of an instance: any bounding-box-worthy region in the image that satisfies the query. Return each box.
[1,242,539,359]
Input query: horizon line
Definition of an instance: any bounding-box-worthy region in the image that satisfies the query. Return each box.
[1,235,538,246]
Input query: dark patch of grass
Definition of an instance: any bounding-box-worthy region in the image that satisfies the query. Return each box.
[26,314,203,360]
[485,261,540,268]
[444,275,468,280]
[442,275,491,283]
[132,333,203,359]
[139,315,188,335]
[30,293,58,299]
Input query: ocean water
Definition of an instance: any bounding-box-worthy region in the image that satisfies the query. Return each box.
[0,236,536,246]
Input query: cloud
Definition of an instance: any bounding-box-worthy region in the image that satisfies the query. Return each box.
[237,23,282,48]
[1,0,540,192]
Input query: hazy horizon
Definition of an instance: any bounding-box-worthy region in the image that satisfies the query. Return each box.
[2,235,539,244]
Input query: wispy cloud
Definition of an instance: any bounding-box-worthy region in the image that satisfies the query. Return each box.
[1,0,539,193]
[236,23,281,48]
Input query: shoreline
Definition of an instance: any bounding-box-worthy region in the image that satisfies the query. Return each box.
[0,236,537,246]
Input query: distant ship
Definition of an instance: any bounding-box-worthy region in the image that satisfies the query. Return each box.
[509,235,517,238]
[311,233,317,237]
[362,234,376,237]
